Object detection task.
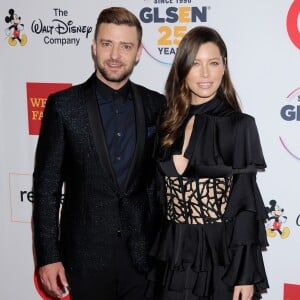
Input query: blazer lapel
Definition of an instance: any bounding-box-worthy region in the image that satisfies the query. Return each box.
[84,74,119,189]
[123,83,146,192]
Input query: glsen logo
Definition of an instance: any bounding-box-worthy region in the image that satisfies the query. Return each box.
[284,283,300,300]
[26,82,71,135]
[4,8,27,46]
[137,1,210,64]
[286,0,300,49]
[279,87,300,160]
[31,8,93,46]
[280,88,300,121]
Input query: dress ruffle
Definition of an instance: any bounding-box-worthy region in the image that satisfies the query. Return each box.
[147,220,269,298]
[157,100,266,178]
[147,182,269,298]
[149,98,269,299]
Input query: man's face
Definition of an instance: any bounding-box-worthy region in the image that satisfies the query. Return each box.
[92,23,142,89]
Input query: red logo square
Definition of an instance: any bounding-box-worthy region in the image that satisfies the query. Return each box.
[26,82,72,135]
[284,283,300,300]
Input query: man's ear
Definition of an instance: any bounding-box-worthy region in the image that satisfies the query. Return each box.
[135,44,143,64]
[92,40,97,57]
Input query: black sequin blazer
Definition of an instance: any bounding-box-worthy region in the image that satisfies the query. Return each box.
[33,73,165,274]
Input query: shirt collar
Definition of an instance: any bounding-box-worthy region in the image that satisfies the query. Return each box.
[95,77,131,104]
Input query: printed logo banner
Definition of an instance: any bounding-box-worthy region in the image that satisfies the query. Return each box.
[26,82,72,135]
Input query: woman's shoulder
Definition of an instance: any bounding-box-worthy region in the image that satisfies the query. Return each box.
[228,111,255,123]
[211,107,256,130]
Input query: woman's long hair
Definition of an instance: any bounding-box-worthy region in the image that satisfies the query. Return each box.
[160,26,241,148]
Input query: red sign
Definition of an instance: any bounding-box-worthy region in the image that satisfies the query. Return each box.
[286,0,300,49]
[284,283,300,300]
[26,82,72,135]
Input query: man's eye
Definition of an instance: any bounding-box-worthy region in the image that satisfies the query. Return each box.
[122,44,132,50]
[102,42,111,48]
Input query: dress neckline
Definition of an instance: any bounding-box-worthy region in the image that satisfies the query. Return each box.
[189,97,222,116]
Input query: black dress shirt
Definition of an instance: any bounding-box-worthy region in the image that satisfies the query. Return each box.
[95,78,136,189]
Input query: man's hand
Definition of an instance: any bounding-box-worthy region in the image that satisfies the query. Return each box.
[39,262,69,298]
[233,284,254,300]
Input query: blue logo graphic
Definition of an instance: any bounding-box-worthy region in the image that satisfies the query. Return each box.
[279,88,300,161]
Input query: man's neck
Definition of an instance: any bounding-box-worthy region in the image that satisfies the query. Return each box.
[95,72,129,91]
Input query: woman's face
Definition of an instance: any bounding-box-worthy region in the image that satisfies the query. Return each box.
[186,42,225,105]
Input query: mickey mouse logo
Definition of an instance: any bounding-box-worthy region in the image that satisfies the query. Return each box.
[265,199,290,239]
[5,8,27,46]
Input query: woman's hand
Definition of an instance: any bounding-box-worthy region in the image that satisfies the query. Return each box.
[233,284,254,300]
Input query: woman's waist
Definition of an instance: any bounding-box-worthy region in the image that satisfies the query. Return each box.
[165,176,232,224]
[149,220,230,267]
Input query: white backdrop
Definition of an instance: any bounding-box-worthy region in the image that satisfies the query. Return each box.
[1,1,300,299]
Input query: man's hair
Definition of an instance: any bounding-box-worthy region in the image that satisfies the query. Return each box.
[94,7,143,46]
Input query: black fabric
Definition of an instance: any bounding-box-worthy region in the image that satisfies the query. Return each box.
[146,97,269,299]
[67,239,148,300]
[96,79,136,189]
[157,97,266,174]
[33,73,166,277]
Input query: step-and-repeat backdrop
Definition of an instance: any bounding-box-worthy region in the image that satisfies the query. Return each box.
[1,1,300,299]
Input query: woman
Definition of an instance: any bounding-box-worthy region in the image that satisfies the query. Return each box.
[146,26,269,300]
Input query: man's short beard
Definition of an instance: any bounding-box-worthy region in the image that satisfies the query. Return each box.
[97,66,134,83]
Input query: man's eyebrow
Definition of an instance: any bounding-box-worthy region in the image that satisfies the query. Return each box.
[99,39,134,45]
[99,39,112,43]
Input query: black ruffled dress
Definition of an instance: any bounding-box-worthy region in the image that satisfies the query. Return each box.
[146,97,269,300]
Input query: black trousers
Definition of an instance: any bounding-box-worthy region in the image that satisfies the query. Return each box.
[66,239,148,300]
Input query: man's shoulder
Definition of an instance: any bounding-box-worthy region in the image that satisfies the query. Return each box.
[131,82,166,111]
[50,74,95,99]
[51,85,79,98]
[131,82,164,98]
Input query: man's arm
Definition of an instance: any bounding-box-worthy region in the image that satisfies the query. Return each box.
[39,262,69,298]
[32,94,67,295]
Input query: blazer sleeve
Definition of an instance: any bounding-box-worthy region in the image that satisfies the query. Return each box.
[33,94,65,267]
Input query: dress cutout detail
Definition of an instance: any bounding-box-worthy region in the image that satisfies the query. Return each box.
[165,176,232,224]
[172,115,195,175]
[147,97,269,300]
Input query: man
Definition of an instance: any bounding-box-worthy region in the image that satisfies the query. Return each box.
[33,7,165,300]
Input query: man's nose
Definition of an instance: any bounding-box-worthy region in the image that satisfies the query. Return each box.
[110,45,120,59]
